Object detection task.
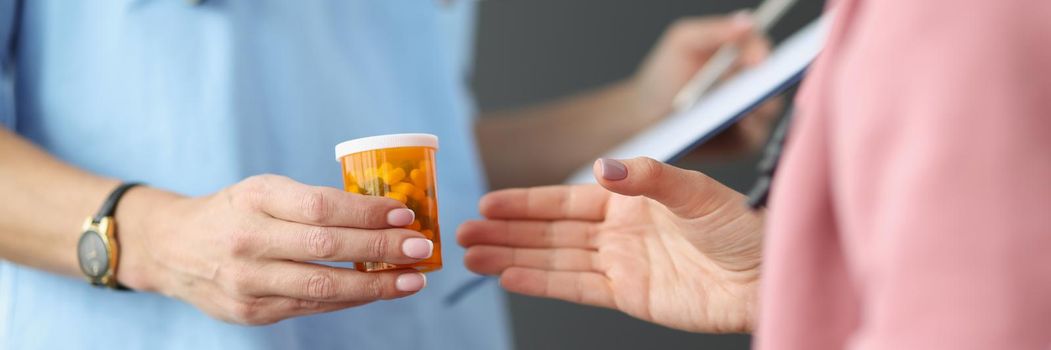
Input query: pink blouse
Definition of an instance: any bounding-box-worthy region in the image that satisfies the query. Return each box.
[757,1,1051,349]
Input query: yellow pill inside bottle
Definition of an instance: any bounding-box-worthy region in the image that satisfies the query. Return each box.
[334,133,442,273]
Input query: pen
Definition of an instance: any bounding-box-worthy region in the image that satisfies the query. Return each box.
[671,0,798,113]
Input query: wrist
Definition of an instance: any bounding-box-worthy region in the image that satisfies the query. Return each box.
[112,185,182,292]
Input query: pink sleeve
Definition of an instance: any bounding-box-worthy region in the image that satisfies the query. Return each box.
[828,0,1051,348]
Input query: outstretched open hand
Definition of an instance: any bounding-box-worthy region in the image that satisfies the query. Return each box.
[458,158,764,333]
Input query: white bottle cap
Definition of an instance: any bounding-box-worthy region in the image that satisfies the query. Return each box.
[334,133,439,161]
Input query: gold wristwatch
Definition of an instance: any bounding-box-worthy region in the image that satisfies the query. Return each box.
[77,182,141,290]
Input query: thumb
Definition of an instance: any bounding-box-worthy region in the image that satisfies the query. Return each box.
[592,157,745,218]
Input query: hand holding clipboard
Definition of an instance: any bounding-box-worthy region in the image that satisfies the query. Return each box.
[566,14,830,184]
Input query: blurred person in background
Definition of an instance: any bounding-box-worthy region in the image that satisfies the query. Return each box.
[0,1,777,349]
[460,0,1051,349]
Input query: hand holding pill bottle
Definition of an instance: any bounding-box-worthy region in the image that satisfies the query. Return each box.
[335,134,442,273]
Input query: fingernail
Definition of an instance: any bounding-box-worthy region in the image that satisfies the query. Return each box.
[395,272,426,292]
[387,208,415,226]
[732,10,754,28]
[598,158,628,181]
[402,238,434,259]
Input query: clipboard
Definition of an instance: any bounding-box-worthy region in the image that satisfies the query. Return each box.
[566,15,830,184]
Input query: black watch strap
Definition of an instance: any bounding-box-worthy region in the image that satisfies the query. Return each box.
[95,182,142,291]
[93,182,143,223]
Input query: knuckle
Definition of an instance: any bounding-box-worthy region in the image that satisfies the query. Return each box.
[306,226,339,260]
[365,232,392,261]
[229,272,254,296]
[226,229,254,257]
[690,169,717,190]
[305,271,337,300]
[637,157,665,179]
[301,189,330,223]
[351,200,386,227]
[219,262,255,295]
[358,276,386,300]
[229,300,263,325]
[231,175,273,210]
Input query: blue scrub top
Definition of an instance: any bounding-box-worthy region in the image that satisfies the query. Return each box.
[0,1,509,349]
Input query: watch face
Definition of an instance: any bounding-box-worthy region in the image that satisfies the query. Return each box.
[78,230,109,279]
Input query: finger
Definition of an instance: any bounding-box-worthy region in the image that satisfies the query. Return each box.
[251,219,432,263]
[220,295,369,325]
[737,30,772,67]
[592,157,745,218]
[752,96,785,124]
[236,174,414,228]
[739,97,784,142]
[236,261,427,302]
[457,219,597,250]
[266,298,367,321]
[479,185,610,221]
[464,246,603,275]
[264,296,367,321]
[699,95,784,154]
[500,267,615,309]
[665,13,755,54]
[715,32,772,84]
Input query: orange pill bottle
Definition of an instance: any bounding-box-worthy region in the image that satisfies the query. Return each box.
[334,134,442,273]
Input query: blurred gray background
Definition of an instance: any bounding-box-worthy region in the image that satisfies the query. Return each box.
[471,0,825,349]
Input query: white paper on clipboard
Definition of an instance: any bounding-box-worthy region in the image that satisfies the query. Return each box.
[566,15,831,184]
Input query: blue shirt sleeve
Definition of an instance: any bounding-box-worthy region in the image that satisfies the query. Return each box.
[0,0,16,129]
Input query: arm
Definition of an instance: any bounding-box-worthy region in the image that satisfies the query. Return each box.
[0,127,432,324]
[0,127,121,276]
[477,81,648,189]
[477,14,777,188]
